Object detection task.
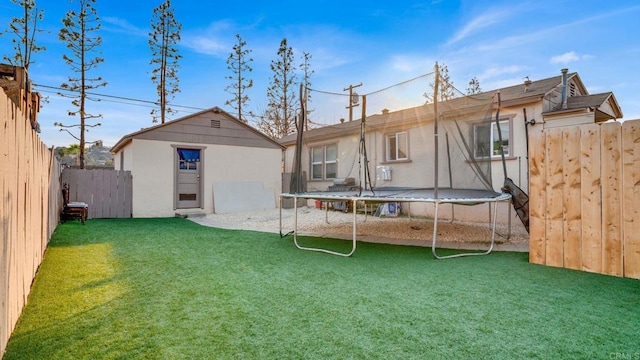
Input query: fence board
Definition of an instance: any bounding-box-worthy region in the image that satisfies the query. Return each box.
[15,99,26,330]
[528,127,546,265]
[545,128,565,268]
[95,170,105,218]
[562,127,582,270]
[104,170,114,218]
[580,125,602,273]
[622,121,640,279]
[124,172,133,218]
[600,122,623,276]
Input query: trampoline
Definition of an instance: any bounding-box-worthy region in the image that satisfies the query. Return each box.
[280,63,514,258]
[280,188,511,258]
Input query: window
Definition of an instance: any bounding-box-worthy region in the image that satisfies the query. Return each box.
[386,131,408,161]
[177,148,200,170]
[310,144,337,180]
[474,120,510,159]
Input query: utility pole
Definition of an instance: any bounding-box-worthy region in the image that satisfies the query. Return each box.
[343,82,362,122]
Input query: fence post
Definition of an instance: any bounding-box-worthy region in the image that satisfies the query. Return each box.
[622,121,640,279]
[580,124,602,274]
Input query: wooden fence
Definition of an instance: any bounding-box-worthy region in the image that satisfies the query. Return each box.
[529,120,640,279]
[61,168,132,219]
[1,87,61,355]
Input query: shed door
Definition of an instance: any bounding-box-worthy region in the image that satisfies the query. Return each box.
[176,148,202,208]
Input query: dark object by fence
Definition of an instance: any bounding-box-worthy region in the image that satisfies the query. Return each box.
[61,183,88,224]
[502,177,529,233]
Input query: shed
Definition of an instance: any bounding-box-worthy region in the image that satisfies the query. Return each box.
[112,106,284,217]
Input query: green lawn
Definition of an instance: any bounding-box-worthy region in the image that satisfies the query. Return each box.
[4,218,639,359]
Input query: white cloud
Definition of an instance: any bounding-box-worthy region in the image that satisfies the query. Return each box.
[446,8,513,46]
[390,54,428,73]
[181,20,237,56]
[550,51,580,64]
[183,36,226,56]
[478,65,526,81]
[102,16,147,37]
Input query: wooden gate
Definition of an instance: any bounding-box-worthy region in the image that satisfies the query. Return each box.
[61,168,132,219]
[528,120,640,279]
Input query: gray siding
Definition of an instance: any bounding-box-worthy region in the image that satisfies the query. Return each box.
[136,112,281,149]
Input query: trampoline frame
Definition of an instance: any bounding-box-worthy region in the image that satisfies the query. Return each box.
[279,190,512,258]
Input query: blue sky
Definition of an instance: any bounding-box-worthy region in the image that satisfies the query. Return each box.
[2,0,640,147]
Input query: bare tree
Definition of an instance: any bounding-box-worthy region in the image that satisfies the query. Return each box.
[149,0,181,124]
[56,0,106,169]
[467,76,482,95]
[425,62,456,103]
[258,38,297,139]
[2,0,46,70]
[299,51,314,129]
[224,34,253,123]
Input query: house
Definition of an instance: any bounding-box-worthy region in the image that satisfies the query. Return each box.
[112,107,284,217]
[279,69,623,225]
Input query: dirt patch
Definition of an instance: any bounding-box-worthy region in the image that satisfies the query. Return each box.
[191,207,529,245]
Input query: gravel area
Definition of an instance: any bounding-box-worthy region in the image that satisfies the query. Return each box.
[190,207,529,245]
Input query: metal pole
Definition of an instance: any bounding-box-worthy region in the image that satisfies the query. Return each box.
[494,92,507,181]
[360,95,367,191]
[434,62,440,199]
[344,83,362,122]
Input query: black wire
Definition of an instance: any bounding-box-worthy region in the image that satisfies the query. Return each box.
[33,83,207,111]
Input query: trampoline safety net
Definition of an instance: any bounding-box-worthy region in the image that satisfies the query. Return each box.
[285,65,504,197]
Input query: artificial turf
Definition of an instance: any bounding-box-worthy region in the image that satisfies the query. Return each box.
[4,218,639,359]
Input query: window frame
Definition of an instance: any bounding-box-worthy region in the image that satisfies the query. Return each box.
[385,131,409,162]
[310,143,338,180]
[473,118,512,160]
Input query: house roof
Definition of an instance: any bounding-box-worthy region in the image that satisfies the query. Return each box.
[542,92,623,121]
[112,106,284,153]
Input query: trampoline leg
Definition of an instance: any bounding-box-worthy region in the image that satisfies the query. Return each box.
[507,203,512,240]
[279,196,295,238]
[293,198,357,257]
[279,197,282,235]
[432,200,499,259]
[325,201,329,224]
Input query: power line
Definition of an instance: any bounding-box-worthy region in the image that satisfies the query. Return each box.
[33,83,207,111]
[36,88,158,110]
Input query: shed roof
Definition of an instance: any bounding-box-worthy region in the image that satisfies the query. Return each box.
[112,106,284,153]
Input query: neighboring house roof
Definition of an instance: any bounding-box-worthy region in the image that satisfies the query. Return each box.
[543,92,623,122]
[279,71,622,145]
[112,106,284,153]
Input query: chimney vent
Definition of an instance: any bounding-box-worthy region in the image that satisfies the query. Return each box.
[523,76,532,92]
[561,68,568,109]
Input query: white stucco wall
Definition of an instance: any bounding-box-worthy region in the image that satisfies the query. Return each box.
[126,139,281,217]
[130,139,175,217]
[113,143,134,172]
